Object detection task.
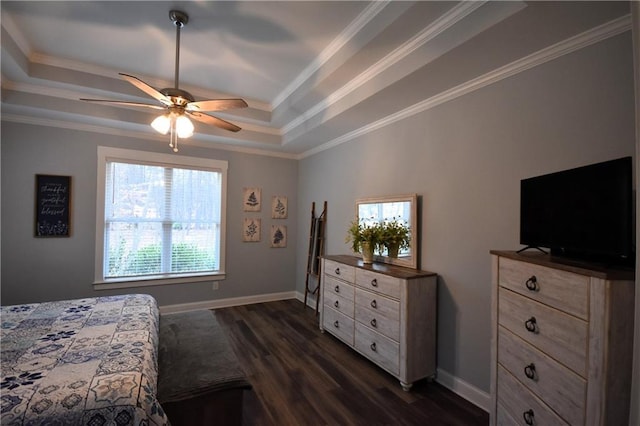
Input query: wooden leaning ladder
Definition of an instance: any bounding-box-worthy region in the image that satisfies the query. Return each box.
[303,201,327,315]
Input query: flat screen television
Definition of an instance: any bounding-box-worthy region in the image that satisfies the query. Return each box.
[520,156,634,266]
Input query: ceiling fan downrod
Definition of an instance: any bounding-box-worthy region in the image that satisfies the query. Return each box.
[169,10,188,90]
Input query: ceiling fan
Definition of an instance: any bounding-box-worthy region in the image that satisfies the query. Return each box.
[81,10,248,152]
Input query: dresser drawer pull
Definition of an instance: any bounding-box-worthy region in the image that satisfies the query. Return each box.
[370,318,377,328]
[523,409,534,426]
[335,268,341,275]
[333,320,339,328]
[370,342,377,352]
[524,363,537,380]
[334,285,340,293]
[370,300,377,309]
[371,278,378,287]
[334,300,339,308]
[524,317,538,333]
[525,276,539,292]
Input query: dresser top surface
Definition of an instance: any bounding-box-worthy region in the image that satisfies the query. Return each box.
[323,255,437,279]
[491,250,635,281]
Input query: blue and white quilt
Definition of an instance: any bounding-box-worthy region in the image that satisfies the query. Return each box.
[1,294,169,425]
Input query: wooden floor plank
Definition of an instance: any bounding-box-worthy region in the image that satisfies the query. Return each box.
[214,299,489,425]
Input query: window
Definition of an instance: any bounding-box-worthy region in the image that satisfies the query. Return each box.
[95,147,227,288]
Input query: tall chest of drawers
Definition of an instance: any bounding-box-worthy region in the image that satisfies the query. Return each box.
[319,255,437,391]
[490,251,635,426]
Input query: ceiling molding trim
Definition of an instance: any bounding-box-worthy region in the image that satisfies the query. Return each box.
[26,53,272,112]
[300,14,632,159]
[282,1,487,136]
[1,13,31,58]
[30,52,127,80]
[271,0,391,109]
[1,113,299,160]
[3,78,280,136]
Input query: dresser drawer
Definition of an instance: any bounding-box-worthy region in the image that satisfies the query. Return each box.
[324,275,355,303]
[499,289,587,377]
[498,327,586,425]
[498,257,588,320]
[355,302,400,342]
[324,291,354,318]
[497,365,569,426]
[355,288,400,320]
[355,322,399,375]
[324,259,355,283]
[355,288,400,342]
[323,307,354,345]
[355,269,400,299]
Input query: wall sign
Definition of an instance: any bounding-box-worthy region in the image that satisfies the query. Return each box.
[35,174,71,237]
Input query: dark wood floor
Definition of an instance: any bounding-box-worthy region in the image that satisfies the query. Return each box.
[214,299,488,426]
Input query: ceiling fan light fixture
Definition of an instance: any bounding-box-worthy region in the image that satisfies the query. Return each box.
[175,115,194,138]
[151,114,171,135]
[80,9,247,153]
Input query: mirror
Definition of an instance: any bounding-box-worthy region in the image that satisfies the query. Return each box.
[355,193,418,269]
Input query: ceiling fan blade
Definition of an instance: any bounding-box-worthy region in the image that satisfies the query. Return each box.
[188,111,242,132]
[119,73,172,106]
[186,98,248,112]
[80,98,166,110]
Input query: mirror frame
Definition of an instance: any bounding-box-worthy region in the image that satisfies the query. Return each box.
[355,193,418,269]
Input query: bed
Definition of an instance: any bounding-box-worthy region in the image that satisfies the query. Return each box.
[1,294,169,425]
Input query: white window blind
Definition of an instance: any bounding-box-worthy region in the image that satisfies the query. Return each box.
[95,147,227,286]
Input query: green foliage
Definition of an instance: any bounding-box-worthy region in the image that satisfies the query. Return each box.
[345,219,384,254]
[108,241,215,276]
[345,217,411,258]
[380,218,411,250]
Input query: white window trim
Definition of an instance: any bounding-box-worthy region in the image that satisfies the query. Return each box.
[94,146,227,289]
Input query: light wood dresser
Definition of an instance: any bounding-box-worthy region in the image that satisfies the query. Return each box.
[319,255,437,391]
[490,250,635,426]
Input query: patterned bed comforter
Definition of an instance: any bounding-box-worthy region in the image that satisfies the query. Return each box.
[0,294,169,425]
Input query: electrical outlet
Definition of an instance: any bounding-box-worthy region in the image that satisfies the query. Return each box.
[212,282,219,291]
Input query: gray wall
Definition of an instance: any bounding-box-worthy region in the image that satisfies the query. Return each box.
[296,32,635,394]
[0,1,636,407]
[1,124,298,307]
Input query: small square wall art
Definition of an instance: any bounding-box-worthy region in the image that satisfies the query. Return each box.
[270,225,287,248]
[271,196,288,219]
[243,187,261,212]
[243,218,261,242]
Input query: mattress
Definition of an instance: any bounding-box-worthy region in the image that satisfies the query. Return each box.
[1,294,169,425]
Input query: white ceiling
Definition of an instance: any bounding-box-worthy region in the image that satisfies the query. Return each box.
[3,1,627,158]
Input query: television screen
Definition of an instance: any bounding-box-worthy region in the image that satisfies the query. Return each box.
[520,157,633,265]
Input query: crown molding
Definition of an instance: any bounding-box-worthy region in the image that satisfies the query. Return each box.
[282,1,488,136]
[1,113,298,160]
[300,14,632,159]
[1,12,31,58]
[271,1,391,109]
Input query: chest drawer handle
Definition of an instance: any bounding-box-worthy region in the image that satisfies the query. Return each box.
[333,320,339,328]
[335,268,341,275]
[370,342,377,352]
[370,318,377,328]
[525,276,539,292]
[334,300,339,308]
[370,300,377,309]
[334,285,340,293]
[371,278,378,287]
[524,363,537,380]
[523,409,534,426]
[525,317,537,333]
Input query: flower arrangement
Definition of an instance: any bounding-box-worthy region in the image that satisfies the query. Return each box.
[346,219,383,263]
[380,218,410,258]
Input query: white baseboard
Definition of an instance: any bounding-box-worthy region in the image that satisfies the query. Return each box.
[161,291,490,413]
[159,291,297,314]
[435,368,490,413]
